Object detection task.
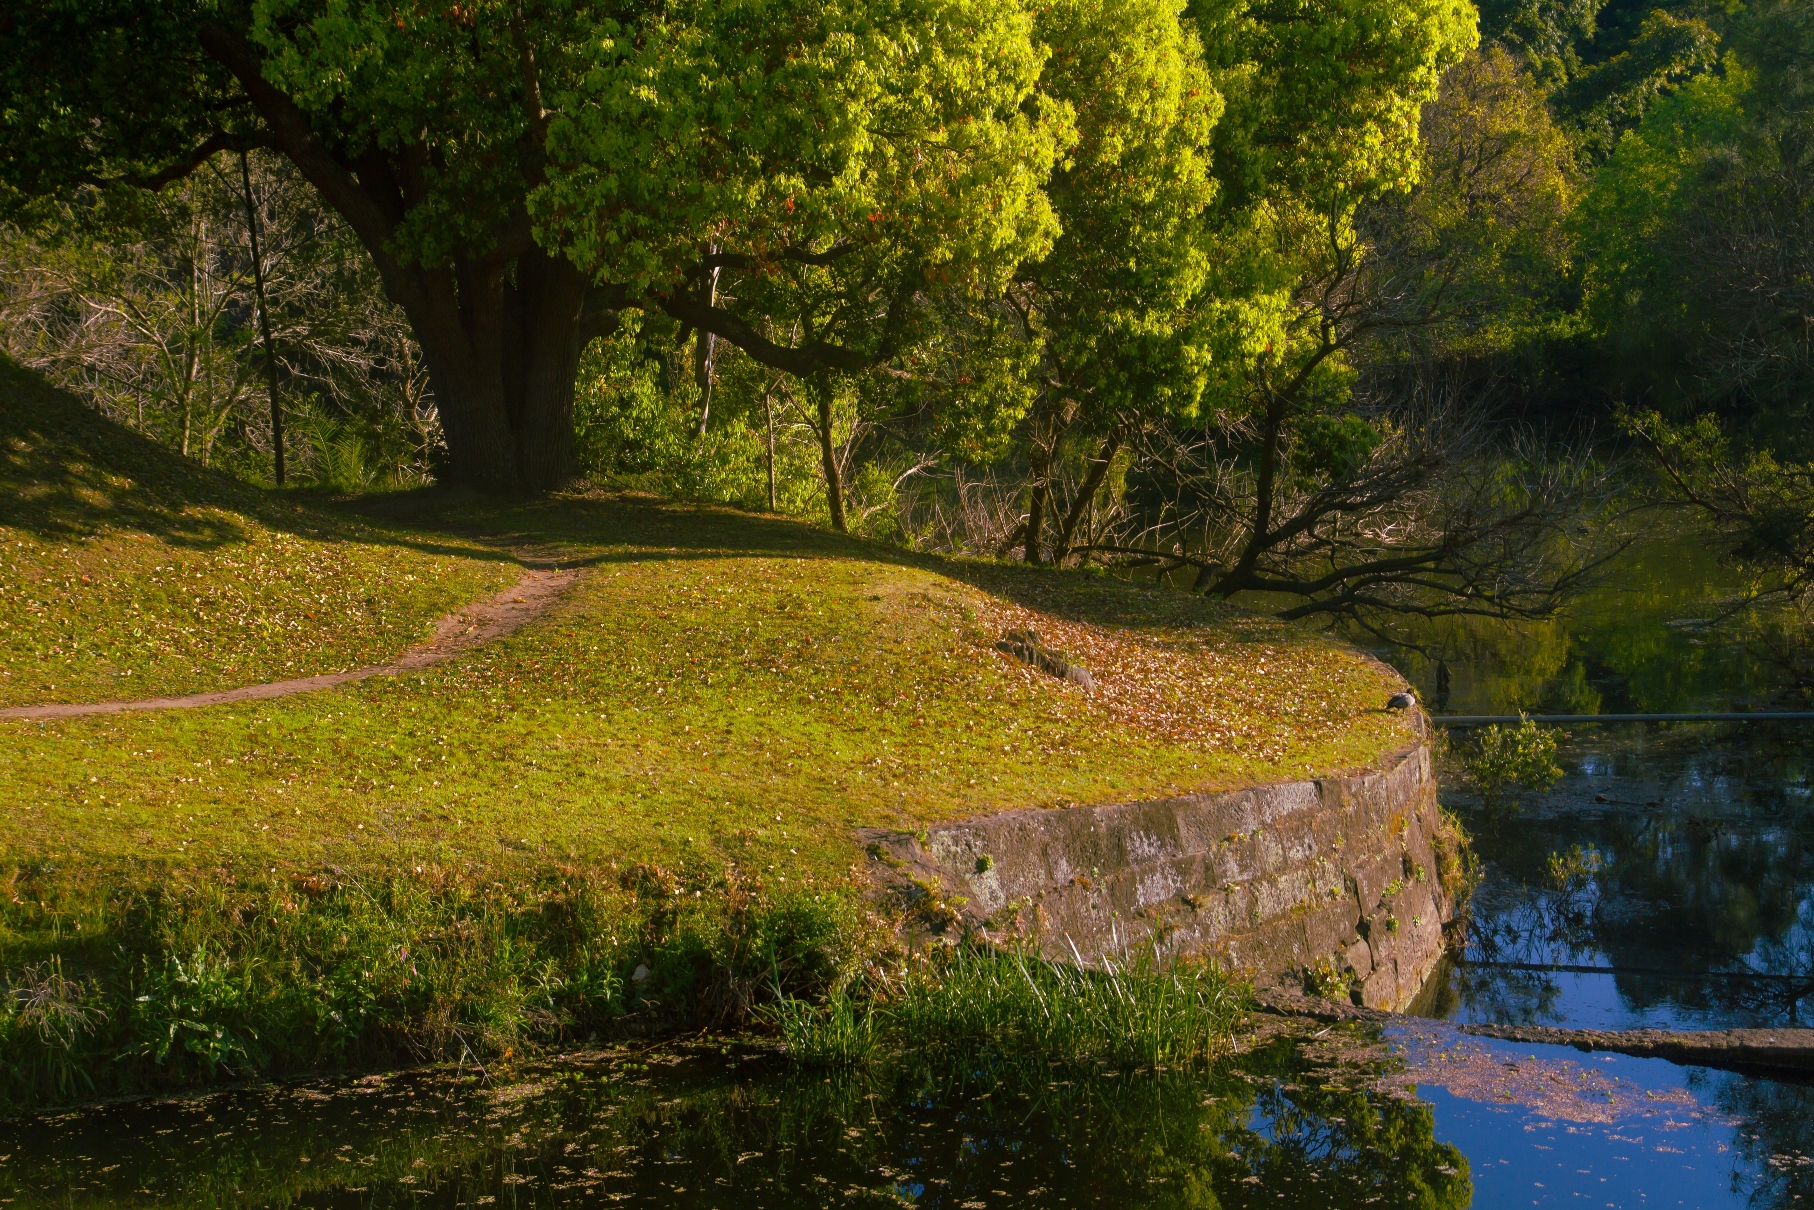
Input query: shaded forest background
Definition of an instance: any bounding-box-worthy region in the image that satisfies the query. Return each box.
[4,0,1811,645]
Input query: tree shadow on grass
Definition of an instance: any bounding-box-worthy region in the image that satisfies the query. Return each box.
[344,481,891,566]
[351,483,1303,652]
[0,361,256,548]
[0,357,1312,653]
[0,360,512,567]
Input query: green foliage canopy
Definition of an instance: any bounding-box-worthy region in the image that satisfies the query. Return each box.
[1,0,1074,490]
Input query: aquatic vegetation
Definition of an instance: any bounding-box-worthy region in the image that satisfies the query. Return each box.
[1463,715,1564,812]
[1545,843,1606,897]
[773,942,1247,1071]
[763,983,881,1067]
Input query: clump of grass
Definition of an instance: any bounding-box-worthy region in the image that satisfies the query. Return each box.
[0,860,874,1113]
[892,944,1245,1069]
[775,942,1246,1071]
[1432,806,1482,899]
[763,983,881,1066]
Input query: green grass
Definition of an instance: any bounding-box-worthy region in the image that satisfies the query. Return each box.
[1,484,1414,881]
[0,361,517,705]
[0,863,874,1110]
[769,941,1247,1069]
[0,363,1420,1107]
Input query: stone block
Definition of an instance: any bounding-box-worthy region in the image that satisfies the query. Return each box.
[861,742,1453,1011]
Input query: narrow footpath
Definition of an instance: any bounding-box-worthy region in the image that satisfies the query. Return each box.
[0,565,582,720]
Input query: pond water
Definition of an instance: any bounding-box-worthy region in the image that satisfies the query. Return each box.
[9,535,1814,1208]
[1369,534,1791,718]
[1424,723,1814,1034]
[6,1026,1814,1208]
[1375,531,1814,1035]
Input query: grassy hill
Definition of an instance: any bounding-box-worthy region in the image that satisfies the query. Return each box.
[4,485,1414,879]
[0,361,515,706]
[0,364,1418,1109]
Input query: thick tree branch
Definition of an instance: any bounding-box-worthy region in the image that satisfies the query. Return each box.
[196,24,403,275]
[88,131,254,192]
[652,293,878,376]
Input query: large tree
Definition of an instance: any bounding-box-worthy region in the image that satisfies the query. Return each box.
[1001,0,1222,565]
[3,0,1065,491]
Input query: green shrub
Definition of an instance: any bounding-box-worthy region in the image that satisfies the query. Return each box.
[1464,716,1564,812]
[131,943,264,1077]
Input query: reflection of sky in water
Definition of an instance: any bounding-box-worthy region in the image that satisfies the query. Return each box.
[1388,1029,1798,1208]
[1425,1081,1743,1208]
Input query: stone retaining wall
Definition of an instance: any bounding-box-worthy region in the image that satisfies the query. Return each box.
[863,742,1456,1011]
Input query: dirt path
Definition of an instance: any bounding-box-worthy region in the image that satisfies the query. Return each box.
[0,565,582,721]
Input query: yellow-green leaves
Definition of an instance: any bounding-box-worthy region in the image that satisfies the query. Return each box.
[535,0,1068,297]
[1023,0,1225,423]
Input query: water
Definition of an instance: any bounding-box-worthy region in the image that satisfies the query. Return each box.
[1375,535,1790,718]
[9,533,1814,1207]
[1,1040,1477,1208]
[8,1030,1814,1208]
[1425,724,1814,1033]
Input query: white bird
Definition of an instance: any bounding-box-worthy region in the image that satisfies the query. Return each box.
[1387,691,1417,710]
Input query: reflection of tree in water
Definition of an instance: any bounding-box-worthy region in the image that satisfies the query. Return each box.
[1453,726,1814,1027]
[1379,534,1785,717]
[618,1038,1471,1210]
[1235,1037,1471,1210]
[1443,963,1570,1026]
[1702,1069,1814,1210]
[0,1038,1473,1210]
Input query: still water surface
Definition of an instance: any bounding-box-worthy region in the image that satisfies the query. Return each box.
[9,539,1814,1208]
[5,1025,1810,1208]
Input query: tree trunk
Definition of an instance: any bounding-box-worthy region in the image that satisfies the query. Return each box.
[507,247,588,490]
[1023,404,1066,564]
[812,377,848,532]
[200,30,601,494]
[1052,429,1121,564]
[1024,470,1048,564]
[370,251,596,493]
[764,387,777,511]
[1214,390,1289,596]
[397,273,523,491]
[237,150,284,487]
[694,253,721,437]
